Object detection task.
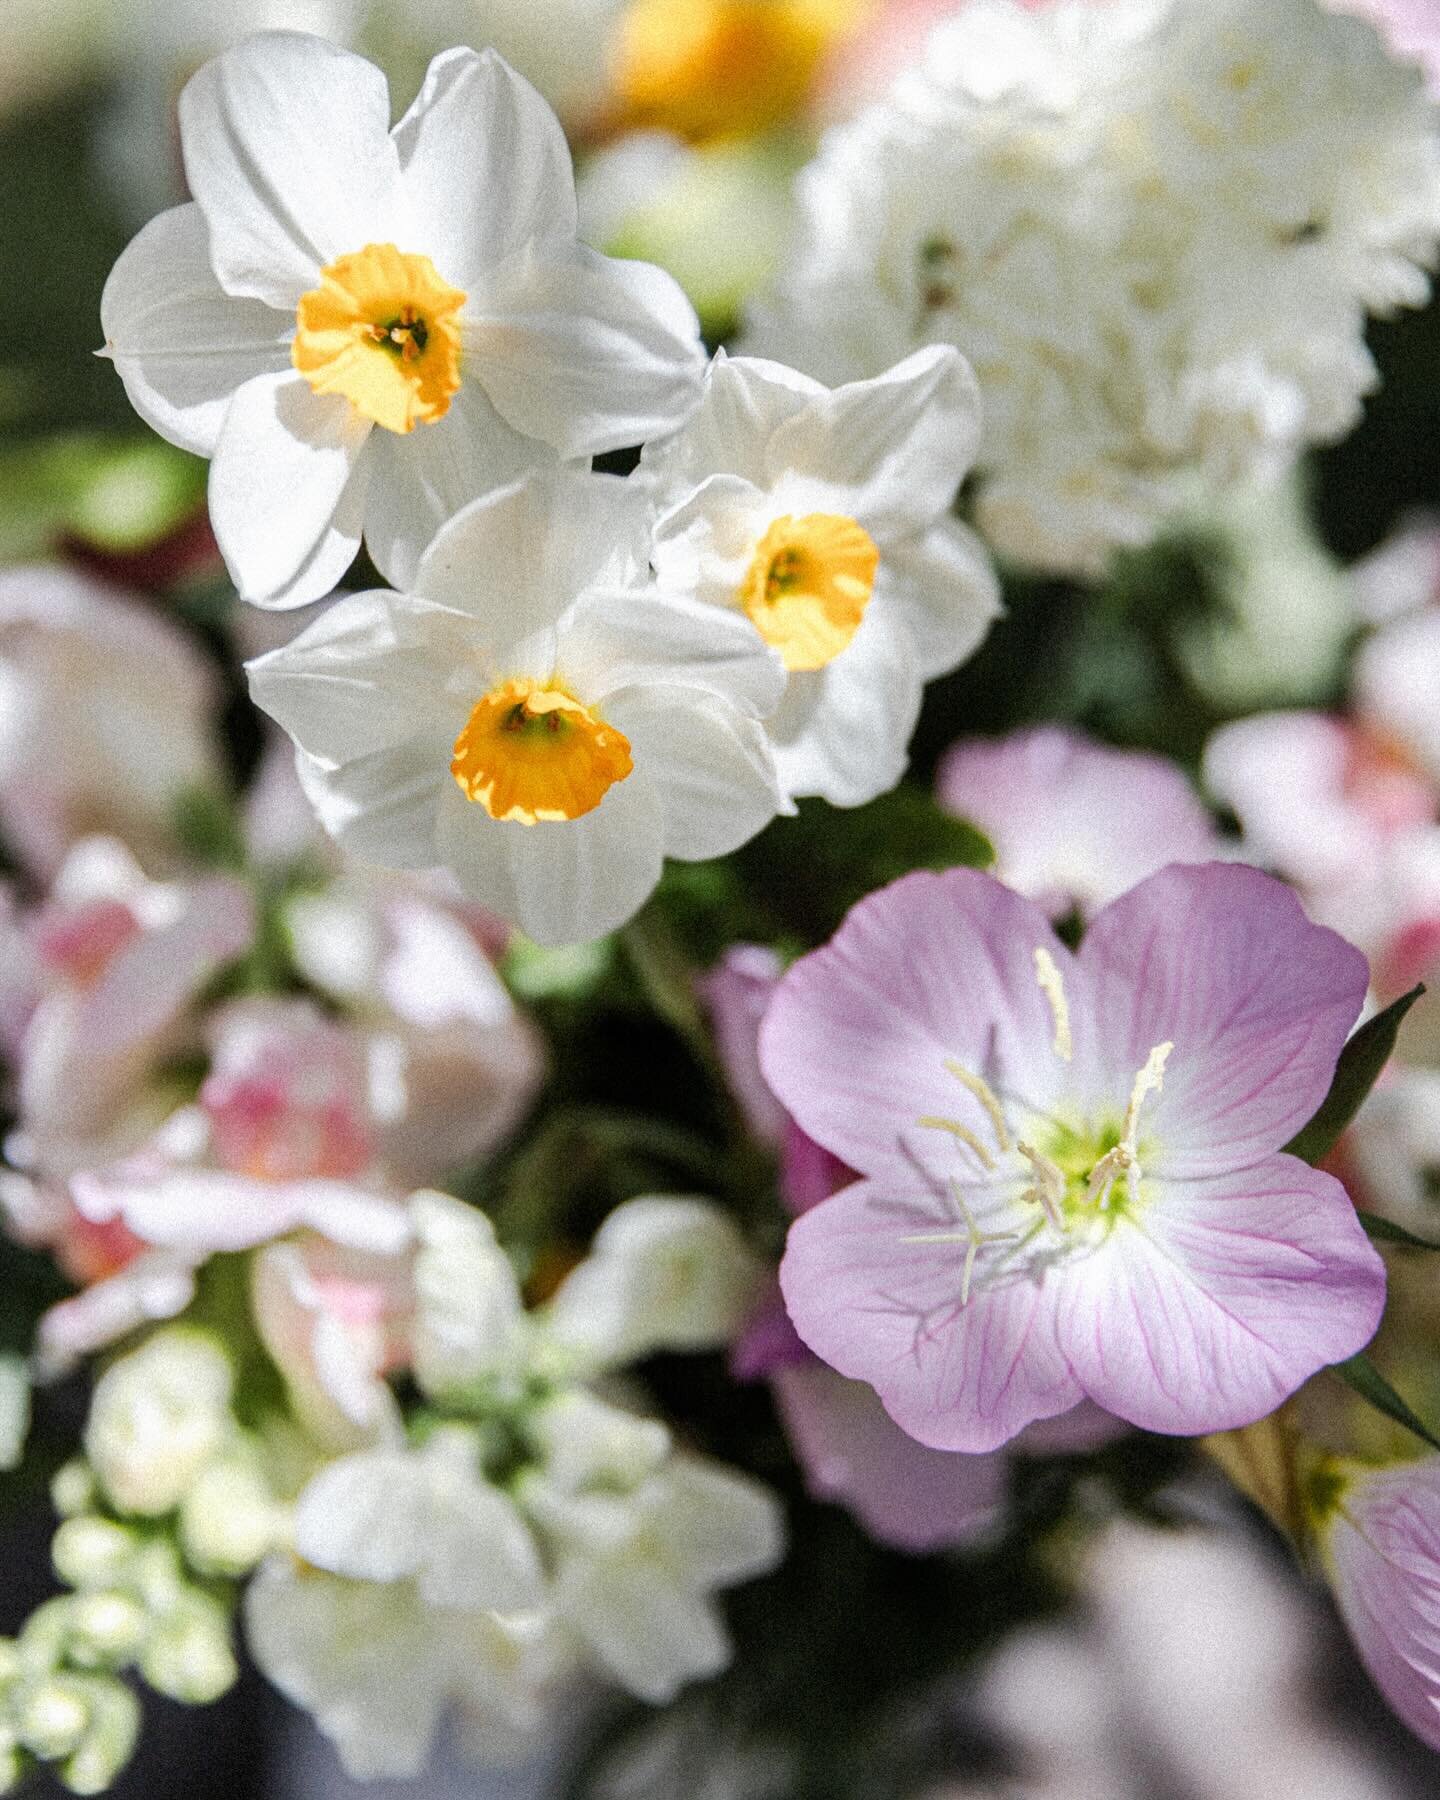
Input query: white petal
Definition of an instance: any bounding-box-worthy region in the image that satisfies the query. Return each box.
[416,470,651,644]
[415,1464,545,1613]
[880,519,1002,681]
[470,243,703,459]
[362,381,559,593]
[648,1456,785,1589]
[561,587,785,717]
[650,473,772,613]
[766,345,983,539]
[640,350,823,501]
[293,1451,429,1582]
[179,32,405,308]
[99,204,290,456]
[209,370,371,607]
[392,47,578,289]
[557,1556,730,1703]
[766,602,921,807]
[294,742,450,870]
[611,687,783,861]
[410,1191,526,1397]
[247,589,458,764]
[436,771,666,945]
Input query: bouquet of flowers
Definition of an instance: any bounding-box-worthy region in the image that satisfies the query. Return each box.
[2,0,1440,1793]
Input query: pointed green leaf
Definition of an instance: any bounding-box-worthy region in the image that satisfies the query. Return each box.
[1334,1352,1440,1454]
[1357,1210,1440,1253]
[1282,985,1425,1166]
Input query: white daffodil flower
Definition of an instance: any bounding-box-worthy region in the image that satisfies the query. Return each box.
[100,31,704,607]
[642,346,1001,806]
[521,1451,784,1704]
[247,470,786,945]
[544,1195,765,1369]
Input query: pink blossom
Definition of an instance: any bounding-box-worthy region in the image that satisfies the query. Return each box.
[0,567,221,879]
[937,728,1221,921]
[1320,1454,1440,1752]
[711,942,1120,1549]
[766,863,1384,1452]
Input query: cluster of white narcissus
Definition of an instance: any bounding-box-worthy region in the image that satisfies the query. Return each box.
[7,1193,776,1787]
[745,0,1440,576]
[100,29,1000,946]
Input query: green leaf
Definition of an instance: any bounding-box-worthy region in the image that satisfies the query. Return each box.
[1282,985,1425,1166]
[734,788,994,946]
[1334,1352,1440,1455]
[1357,1210,1440,1253]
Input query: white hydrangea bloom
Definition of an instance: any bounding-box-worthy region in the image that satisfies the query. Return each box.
[641,348,1000,806]
[100,32,703,606]
[248,469,785,945]
[745,0,1440,577]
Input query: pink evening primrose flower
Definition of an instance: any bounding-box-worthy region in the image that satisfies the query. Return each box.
[764,862,1386,1452]
[707,943,1119,1550]
[936,727,1222,922]
[1317,1453,1440,1753]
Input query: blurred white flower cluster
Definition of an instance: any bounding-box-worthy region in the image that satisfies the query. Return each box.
[746,0,1440,575]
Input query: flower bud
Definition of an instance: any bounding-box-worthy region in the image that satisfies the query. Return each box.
[179,1457,281,1577]
[13,1675,91,1761]
[65,1594,147,1671]
[139,1595,237,1704]
[50,1462,97,1521]
[58,1679,140,1797]
[51,1518,136,1592]
[84,1329,233,1517]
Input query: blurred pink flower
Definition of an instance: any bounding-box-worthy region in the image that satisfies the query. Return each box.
[938,727,1221,921]
[1320,1453,1440,1752]
[765,864,1383,1451]
[0,567,222,879]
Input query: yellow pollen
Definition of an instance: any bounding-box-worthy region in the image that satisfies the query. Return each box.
[292,243,466,434]
[608,0,869,143]
[1033,946,1073,1062]
[737,513,879,672]
[450,679,633,825]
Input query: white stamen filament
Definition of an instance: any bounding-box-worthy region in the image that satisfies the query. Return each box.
[1033,946,1073,1063]
[1017,1142,1068,1234]
[900,1183,1019,1306]
[918,1115,996,1171]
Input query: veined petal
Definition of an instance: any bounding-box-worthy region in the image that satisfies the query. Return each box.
[99,203,291,457]
[294,742,450,871]
[766,345,983,539]
[247,589,460,765]
[179,31,406,308]
[1053,1157,1385,1435]
[561,587,786,717]
[610,687,784,861]
[1078,864,1369,1177]
[765,600,921,808]
[209,370,372,607]
[880,519,1003,682]
[362,381,559,593]
[780,1179,1083,1453]
[436,767,666,945]
[1325,1457,1440,1755]
[759,869,1081,1179]
[416,471,651,642]
[470,243,703,459]
[392,47,578,287]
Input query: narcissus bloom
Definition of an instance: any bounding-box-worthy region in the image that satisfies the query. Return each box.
[643,347,999,806]
[100,32,703,606]
[248,470,785,944]
[765,862,1385,1451]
